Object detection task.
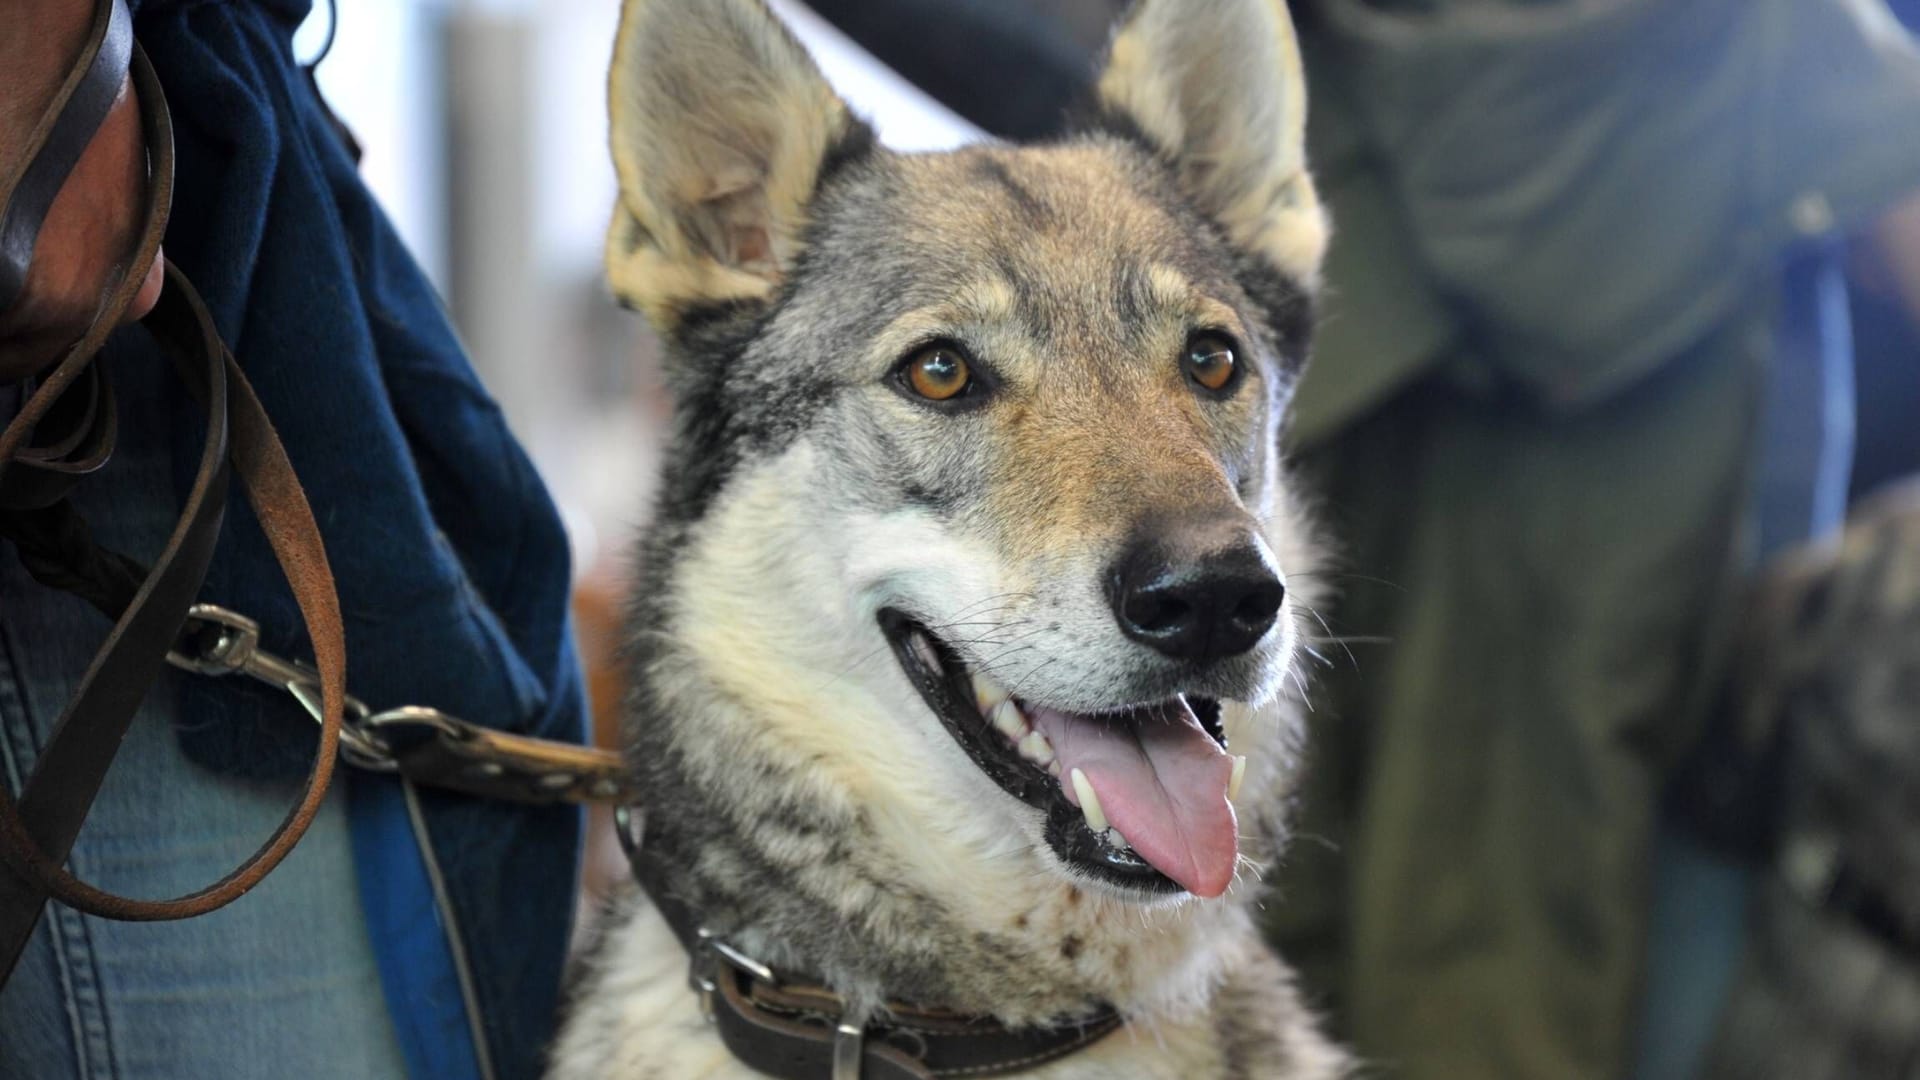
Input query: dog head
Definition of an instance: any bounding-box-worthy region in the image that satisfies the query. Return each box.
[611,0,1327,905]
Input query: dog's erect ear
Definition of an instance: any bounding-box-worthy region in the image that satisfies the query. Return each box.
[605,0,865,327]
[1097,0,1328,284]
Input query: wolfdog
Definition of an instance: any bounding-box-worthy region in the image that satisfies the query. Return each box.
[551,0,1346,1075]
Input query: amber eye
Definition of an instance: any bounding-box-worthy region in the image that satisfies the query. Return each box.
[1183,333,1238,393]
[902,344,973,402]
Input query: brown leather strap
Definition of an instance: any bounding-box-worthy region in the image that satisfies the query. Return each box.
[0,268,347,941]
[713,967,937,1080]
[0,16,346,978]
[387,721,634,805]
[0,363,117,511]
[0,268,232,953]
[0,7,161,473]
[616,810,1122,1078]
[717,973,1123,1079]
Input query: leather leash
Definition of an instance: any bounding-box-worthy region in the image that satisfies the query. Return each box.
[0,0,347,974]
[614,807,1123,1079]
[0,0,628,984]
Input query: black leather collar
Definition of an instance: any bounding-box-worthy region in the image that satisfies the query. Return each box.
[614,806,1122,1079]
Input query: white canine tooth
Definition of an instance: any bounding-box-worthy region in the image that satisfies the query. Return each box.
[910,633,941,672]
[1228,755,1247,802]
[971,672,1010,711]
[1018,730,1055,765]
[1071,769,1108,833]
[990,701,1028,740]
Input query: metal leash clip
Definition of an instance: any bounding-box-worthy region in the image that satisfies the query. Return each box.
[165,603,637,804]
[167,603,396,769]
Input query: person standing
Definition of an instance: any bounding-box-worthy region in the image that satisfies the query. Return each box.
[1265,2,1920,1078]
[1,2,588,1077]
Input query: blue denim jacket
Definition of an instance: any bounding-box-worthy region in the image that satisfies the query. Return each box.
[128,1,586,1075]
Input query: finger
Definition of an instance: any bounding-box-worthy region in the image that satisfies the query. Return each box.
[127,247,164,322]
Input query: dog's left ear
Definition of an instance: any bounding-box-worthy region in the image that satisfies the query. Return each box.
[1096,0,1328,284]
[604,0,867,328]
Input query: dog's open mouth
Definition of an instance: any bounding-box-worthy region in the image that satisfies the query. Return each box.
[879,609,1244,898]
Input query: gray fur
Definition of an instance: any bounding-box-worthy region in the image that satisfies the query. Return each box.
[552,1,1349,1076]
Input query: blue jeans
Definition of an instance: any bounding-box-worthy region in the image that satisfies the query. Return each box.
[0,345,408,1079]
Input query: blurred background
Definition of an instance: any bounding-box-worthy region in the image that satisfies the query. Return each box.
[292,2,1920,1079]
[297,0,648,587]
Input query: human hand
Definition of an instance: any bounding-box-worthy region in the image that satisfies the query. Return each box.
[0,0,165,384]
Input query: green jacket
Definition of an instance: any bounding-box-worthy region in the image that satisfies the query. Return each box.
[1270,2,1920,1077]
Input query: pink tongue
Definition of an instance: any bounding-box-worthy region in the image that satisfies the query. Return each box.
[1026,699,1238,898]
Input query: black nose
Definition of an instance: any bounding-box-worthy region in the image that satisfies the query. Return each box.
[1109,518,1284,663]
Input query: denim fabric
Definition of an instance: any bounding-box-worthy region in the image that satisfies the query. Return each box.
[0,341,407,1079]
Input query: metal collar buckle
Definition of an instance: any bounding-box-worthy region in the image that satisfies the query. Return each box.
[832,1008,866,1080]
[688,925,777,1004]
[614,808,785,1019]
[701,929,777,988]
[696,929,868,1078]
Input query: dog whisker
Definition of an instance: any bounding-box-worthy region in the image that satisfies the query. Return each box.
[1286,570,1405,593]
[1302,635,1392,646]
[929,592,1036,627]
[1002,656,1062,704]
[971,651,1038,682]
[967,625,1053,669]
[1285,666,1314,710]
[1294,602,1361,671]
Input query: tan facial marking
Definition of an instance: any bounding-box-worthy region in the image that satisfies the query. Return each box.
[987,380,1238,564]
[869,275,1021,372]
[1144,264,1195,309]
[1146,263,1253,343]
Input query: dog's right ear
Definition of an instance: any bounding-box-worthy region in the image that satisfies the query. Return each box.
[605,0,866,328]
